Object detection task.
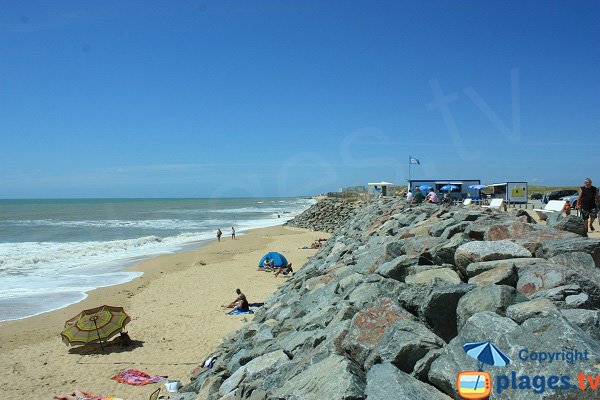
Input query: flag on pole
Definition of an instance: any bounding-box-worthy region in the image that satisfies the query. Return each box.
[409,156,420,165]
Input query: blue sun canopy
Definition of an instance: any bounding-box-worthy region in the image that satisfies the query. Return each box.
[259,252,288,267]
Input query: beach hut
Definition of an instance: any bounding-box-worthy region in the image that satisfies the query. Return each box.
[488,182,528,204]
[367,182,396,197]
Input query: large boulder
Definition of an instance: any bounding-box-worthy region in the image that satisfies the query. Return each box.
[468,264,517,287]
[485,221,536,241]
[465,258,546,278]
[548,251,597,271]
[440,222,471,240]
[430,235,471,266]
[421,284,476,342]
[517,263,600,307]
[366,363,451,400]
[535,238,600,267]
[402,236,446,264]
[505,298,560,324]
[429,218,459,237]
[405,268,462,285]
[218,350,290,397]
[364,319,446,371]
[342,298,414,367]
[454,240,532,271]
[272,355,365,400]
[451,210,484,222]
[546,213,588,236]
[561,309,600,342]
[456,285,519,331]
[345,277,404,309]
[480,221,581,254]
[375,255,420,281]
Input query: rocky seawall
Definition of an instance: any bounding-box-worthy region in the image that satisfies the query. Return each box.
[284,198,360,233]
[179,199,600,400]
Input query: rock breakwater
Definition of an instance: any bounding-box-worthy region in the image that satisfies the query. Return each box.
[284,198,360,233]
[181,199,600,400]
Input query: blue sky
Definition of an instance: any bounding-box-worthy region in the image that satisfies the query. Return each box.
[1,1,599,198]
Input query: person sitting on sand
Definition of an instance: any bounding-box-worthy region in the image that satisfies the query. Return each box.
[274,263,293,277]
[263,257,273,271]
[222,289,249,312]
[310,241,322,249]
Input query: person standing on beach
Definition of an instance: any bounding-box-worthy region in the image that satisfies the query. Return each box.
[216,228,222,242]
[231,226,236,240]
[576,178,600,232]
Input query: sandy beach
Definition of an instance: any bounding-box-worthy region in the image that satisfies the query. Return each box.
[0,225,328,400]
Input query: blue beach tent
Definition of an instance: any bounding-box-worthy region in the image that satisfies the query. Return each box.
[259,252,288,267]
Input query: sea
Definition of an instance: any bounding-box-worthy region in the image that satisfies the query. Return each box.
[0,197,314,322]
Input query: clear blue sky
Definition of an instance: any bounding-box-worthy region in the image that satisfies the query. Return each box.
[1,1,598,198]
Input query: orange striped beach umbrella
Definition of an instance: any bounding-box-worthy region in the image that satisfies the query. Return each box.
[61,305,131,349]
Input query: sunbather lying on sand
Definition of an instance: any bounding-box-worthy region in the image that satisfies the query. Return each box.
[274,263,293,277]
[53,390,120,400]
[299,241,321,249]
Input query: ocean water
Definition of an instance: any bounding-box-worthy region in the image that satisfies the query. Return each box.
[0,197,314,322]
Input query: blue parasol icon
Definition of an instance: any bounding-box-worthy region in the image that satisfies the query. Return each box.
[418,184,432,192]
[463,341,511,393]
[464,341,511,370]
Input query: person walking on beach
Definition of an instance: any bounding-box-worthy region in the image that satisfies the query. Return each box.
[231,226,236,240]
[216,228,222,242]
[576,178,600,232]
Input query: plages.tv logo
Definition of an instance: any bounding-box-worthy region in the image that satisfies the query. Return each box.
[456,341,511,399]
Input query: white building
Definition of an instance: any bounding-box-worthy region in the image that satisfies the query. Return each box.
[368,182,396,197]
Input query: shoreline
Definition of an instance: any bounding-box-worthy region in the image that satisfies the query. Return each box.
[0,224,328,399]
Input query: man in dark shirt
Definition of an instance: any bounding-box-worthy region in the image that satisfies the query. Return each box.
[576,178,600,232]
[413,186,425,204]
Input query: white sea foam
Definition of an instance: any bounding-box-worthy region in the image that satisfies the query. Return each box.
[4,218,222,230]
[0,197,314,321]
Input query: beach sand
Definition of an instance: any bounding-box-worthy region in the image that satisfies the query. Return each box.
[0,225,328,400]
